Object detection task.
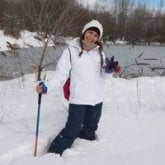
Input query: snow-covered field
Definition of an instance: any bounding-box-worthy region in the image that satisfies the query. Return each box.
[0,73,165,165]
[0,30,165,165]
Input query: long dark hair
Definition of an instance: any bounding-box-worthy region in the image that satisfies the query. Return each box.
[79,35,104,72]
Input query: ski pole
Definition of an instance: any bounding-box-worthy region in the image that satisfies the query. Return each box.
[34,93,42,157]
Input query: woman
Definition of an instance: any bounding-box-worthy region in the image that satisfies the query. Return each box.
[36,20,119,155]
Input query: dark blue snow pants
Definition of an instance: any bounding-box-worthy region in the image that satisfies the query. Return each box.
[48,102,102,155]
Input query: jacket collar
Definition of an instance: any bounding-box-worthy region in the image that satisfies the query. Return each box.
[67,37,100,51]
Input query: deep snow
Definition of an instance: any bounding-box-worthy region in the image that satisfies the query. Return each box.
[0,30,165,165]
[0,73,165,165]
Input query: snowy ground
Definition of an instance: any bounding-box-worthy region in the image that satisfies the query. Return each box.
[0,73,165,165]
[0,30,165,165]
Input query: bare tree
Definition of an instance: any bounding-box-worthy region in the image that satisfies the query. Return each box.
[112,0,134,40]
[0,0,23,37]
[126,3,150,43]
[20,0,84,80]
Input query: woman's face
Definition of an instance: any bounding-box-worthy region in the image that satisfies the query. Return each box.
[84,30,99,43]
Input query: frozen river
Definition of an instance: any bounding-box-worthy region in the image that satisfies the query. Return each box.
[0,44,165,80]
[105,44,165,77]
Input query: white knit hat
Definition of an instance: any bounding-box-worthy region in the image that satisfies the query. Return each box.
[82,20,103,40]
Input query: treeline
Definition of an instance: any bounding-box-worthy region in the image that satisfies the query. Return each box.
[0,0,165,44]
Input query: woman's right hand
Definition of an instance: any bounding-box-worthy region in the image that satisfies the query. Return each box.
[36,84,43,93]
[36,82,48,94]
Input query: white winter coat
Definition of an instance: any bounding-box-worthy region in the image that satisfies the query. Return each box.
[47,38,106,106]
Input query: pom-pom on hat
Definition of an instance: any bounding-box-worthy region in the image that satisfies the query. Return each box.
[82,20,103,40]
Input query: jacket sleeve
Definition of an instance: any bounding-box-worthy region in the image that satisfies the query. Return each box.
[102,51,110,77]
[46,47,71,92]
[102,51,106,66]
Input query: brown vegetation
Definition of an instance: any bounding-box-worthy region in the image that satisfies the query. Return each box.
[0,0,165,44]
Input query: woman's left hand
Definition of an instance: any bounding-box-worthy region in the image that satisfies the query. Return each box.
[103,56,121,73]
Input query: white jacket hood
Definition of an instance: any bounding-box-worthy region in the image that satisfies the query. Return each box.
[67,37,100,51]
[47,38,105,105]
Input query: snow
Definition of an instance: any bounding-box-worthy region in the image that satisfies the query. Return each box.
[0,74,165,165]
[0,30,54,52]
[0,30,165,165]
